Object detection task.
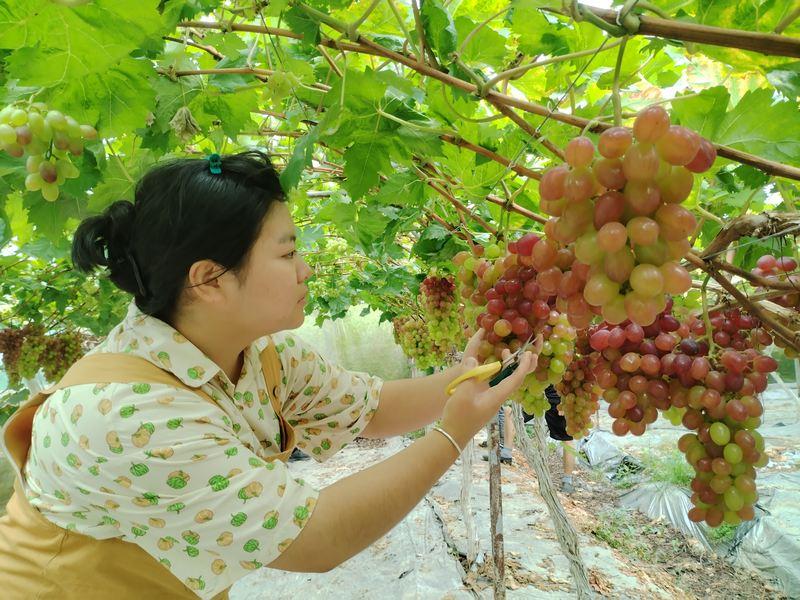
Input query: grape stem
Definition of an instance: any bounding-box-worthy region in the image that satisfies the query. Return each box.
[611,37,628,127]
[700,274,718,358]
[543,2,800,58]
[385,0,422,59]
[483,39,625,92]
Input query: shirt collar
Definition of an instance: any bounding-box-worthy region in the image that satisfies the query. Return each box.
[101,301,224,388]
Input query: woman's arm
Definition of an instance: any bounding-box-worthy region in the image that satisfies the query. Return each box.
[363,330,541,439]
[268,425,459,572]
[268,352,533,573]
[361,366,460,438]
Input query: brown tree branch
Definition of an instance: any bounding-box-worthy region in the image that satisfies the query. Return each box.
[180,20,800,181]
[564,4,800,58]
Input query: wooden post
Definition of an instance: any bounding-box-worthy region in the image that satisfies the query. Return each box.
[512,404,594,599]
[487,420,506,599]
[460,439,479,565]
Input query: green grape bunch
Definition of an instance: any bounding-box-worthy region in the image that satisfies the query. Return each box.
[0,102,97,202]
[418,272,465,352]
[0,326,87,386]
[392,316,446,371]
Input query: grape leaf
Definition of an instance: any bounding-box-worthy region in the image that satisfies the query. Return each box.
[766,61,800,99]
[421,0,458,63]
[285,6,321,47]
[280,128,320,192]
[58,59,157,137]
[370,172,427,207]
[670,86,730,139]
[343,141,392,200]
[1,1,167,88]
[454,16,507,67]
[715,89,800,165]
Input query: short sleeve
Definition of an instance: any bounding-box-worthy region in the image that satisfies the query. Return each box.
[26,383,319,600]
[271,333,382,461]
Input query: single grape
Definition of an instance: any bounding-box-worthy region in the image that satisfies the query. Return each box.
[655,126,701,165]
[633,105,670,143]
[565,136,595,168]
[598,126,632,159]
[685,138,717,173]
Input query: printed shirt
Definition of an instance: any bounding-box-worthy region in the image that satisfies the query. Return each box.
[22,302,383,599]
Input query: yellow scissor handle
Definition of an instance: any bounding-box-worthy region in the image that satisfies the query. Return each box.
[445,361,502,395]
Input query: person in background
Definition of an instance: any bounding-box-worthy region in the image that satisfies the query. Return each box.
[482,385,576,493]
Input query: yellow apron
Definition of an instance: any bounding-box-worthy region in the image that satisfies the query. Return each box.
[0,343,293,599]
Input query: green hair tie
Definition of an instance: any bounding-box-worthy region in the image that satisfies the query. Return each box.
[208,153,222,175]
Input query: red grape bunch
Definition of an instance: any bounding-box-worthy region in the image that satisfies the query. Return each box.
[0,103,97,202]
[539,105,716,327]
[751,253,799,307]
[750,254,800,359]
[589,301,776,526]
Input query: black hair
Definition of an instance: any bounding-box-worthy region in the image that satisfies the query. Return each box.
[72,150,286,323]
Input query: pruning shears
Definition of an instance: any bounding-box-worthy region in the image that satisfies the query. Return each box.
[445,335,541,396]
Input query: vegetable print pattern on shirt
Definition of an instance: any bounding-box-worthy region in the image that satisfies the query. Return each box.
[23,302,382,599]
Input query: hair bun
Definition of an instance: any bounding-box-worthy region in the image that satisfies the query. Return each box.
[72,200,141,295]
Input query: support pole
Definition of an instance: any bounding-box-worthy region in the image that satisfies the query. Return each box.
[487,420,506,599]
[460,439,479,565]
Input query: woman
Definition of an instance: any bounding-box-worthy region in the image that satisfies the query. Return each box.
[0,151,536,599]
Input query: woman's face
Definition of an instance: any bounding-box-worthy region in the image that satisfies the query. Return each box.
[232,202,312,335]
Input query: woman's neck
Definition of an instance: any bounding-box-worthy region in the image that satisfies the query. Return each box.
[172,310,248,384]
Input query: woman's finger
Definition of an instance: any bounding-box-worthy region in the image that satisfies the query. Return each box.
[487,352,532,401]
[463,329,485,359]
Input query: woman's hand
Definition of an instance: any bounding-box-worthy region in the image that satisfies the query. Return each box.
[440,351,535,449]
[457,329,543,375]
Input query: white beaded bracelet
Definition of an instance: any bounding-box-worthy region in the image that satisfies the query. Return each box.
[432,426,463,456]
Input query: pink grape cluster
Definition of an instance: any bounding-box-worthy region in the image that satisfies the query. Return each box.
[539,105,716,327]
[419,273,465,350]
[0,103,97,202]
[588,302,776,526]
[454,235,578,415]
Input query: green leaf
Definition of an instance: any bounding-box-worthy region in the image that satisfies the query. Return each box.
[199,88,256,138]
[766,61,800,99]
[370,172,427,207]
[508,0,567,56]
[324,68,386,112]
[454,16,507,67]
[413,224,464,262]
[280,128,320,192]
[342,141,392,200]
[421,0,458,63]
[58,59,157,138]
[715,89,800,166]
[670,86,730,139]
[1,0,167,88]
[89,147,157,212]
[285,6,321,47]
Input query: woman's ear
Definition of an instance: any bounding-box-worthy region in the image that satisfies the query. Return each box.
[186,259,229,303]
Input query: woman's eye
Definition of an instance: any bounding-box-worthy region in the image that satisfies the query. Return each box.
[284,251,296,258]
